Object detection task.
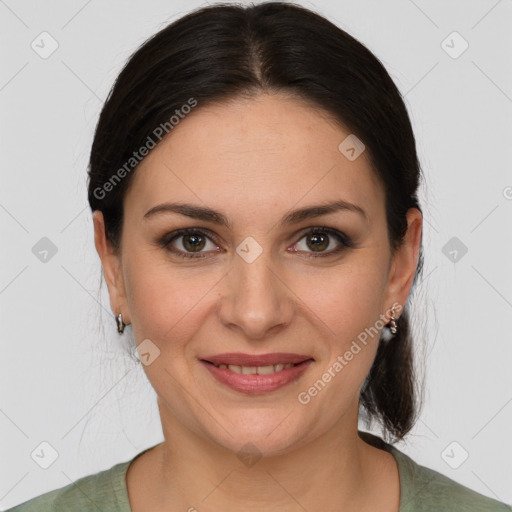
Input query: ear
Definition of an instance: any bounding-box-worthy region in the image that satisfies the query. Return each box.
[383,207,423,318]
[93,210,130,324]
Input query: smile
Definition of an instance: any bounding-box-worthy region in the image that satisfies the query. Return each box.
[208,362,298,374]
[199,356,314,394]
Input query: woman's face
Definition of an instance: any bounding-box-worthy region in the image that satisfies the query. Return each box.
[94,92,421,456]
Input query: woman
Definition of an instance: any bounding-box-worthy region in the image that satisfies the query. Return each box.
[7,2,511,511]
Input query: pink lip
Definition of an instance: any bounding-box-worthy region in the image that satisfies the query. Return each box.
[199,357,314,395]
[200,352,313,367]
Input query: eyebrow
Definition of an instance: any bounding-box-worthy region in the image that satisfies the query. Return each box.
[143,199,368,228]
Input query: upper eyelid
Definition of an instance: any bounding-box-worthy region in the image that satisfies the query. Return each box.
[166,226,347,251]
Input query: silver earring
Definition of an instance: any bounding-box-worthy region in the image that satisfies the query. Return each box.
[116,313,126,334]
[389,307,398,335]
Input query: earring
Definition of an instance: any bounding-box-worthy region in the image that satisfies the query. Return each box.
[116,313,126,334]
[388,306,398,335]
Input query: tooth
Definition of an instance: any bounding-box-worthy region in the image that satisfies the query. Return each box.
[256,365,275,375]
[221,363,299,374]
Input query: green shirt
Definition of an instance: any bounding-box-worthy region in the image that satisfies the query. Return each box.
[5,433,511,511]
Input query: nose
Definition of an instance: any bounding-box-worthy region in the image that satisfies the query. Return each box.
[217,246,295,340]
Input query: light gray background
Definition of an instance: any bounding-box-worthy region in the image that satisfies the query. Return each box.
[1,0,511,509]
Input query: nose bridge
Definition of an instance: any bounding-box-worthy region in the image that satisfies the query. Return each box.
[218,239,294,339]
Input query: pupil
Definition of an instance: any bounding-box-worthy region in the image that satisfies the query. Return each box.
[308,233,328,251]
[184,234,205,252]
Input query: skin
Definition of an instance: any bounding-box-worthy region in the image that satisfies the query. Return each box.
[94,92,422,511]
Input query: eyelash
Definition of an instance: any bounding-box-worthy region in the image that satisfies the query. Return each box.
[158,227,354,260]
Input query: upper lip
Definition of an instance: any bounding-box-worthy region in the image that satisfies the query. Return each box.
[201,352,314,367]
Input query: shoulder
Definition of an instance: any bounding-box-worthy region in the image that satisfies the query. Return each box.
[390,445,512,512]
[4,460,132,512]
[358,431,511,512]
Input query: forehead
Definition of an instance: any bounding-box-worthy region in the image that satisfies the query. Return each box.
[124,93,384,223]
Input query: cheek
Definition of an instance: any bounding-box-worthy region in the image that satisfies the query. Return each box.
[123,252,220,345]
[289,258,387,398]
[293,260,386,338]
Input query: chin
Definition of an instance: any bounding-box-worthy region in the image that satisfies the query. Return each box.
[203,409,309,459]
[221,433,300,461]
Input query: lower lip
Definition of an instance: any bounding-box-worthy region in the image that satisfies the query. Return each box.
[200,359,314,395]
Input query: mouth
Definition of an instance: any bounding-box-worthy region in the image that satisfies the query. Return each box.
[199,353,314,394]
[202,360,306,375]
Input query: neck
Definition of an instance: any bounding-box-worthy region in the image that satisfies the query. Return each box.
[138,405,397,511]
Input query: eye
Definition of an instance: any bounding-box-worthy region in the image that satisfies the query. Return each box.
[289,227,353,258]
[159,226,354,260]
[161,228,221,259]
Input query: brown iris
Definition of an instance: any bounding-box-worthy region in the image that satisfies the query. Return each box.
[182,233,206,252]
[306,232,329,252]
